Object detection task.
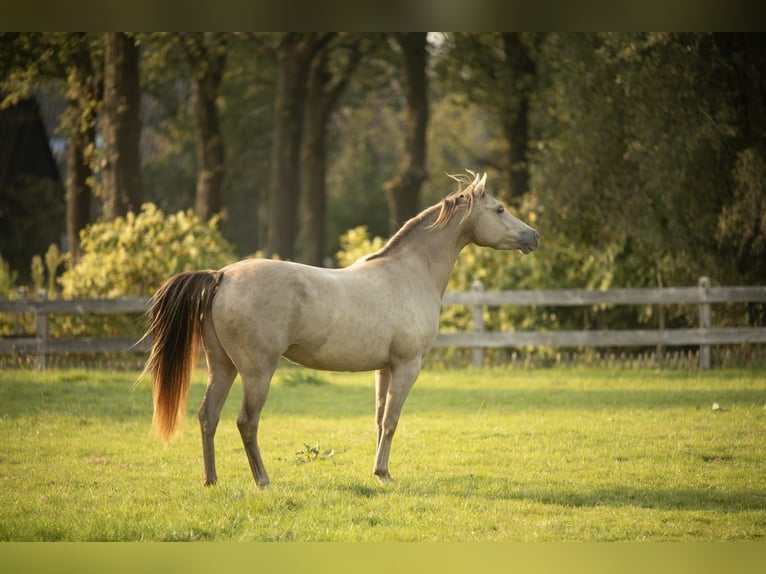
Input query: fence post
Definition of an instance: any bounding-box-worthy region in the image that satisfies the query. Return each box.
[35,289,48,371]
[471,279,485,368]
[698,276,711,370]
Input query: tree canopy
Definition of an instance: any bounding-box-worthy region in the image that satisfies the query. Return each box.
[2,32,764,303]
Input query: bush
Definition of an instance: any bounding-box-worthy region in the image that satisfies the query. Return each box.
[53,204,236,340]
[334,226,385,268]
[60,203,236,298]
[0,255,18,300]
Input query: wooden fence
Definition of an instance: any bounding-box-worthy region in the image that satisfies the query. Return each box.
[0,294,150,370]
[435,277,766,368]
[1,277,765,369]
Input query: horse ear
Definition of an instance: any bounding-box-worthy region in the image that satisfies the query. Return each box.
[474,172,487,198]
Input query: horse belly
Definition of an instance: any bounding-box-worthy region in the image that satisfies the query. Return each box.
[282,337,389,372]
[282,305,436,372]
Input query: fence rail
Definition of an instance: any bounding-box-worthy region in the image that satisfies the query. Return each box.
[2,277,765,369]
[435,277,766,369]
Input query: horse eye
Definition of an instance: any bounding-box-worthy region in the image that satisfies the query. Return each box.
[496,205,504,214]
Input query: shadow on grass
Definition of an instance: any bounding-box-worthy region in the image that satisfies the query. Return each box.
[338,482,384,498]
[413,474,766,513]
[502,486,766,512]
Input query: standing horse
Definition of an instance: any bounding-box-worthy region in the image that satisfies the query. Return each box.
[143,172,539,487]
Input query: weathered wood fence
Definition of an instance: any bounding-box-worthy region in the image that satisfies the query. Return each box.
[0,294,150,370]
[435,277,766,369]
[2,277,765,369]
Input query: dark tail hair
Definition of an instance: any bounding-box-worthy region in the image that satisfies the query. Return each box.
[143,270,221,443]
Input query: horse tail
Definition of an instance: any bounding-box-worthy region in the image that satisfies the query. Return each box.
[143,270,222,443]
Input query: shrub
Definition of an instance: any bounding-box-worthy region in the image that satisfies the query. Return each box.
[60,203,236,298]
[0,254,18,300]
[54,204,236,340]
[334,226,385,268]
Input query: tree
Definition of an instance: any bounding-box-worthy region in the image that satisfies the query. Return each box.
[535,32,766,291]
[299,35,366,266]
[435,33,538,203]
[0,33,102,262]
[101,32,142,219]
[267,33,335,259]
[177,33,228,222]
[62,34,101,262]
[383,33,429,234]
[500,33,536,202]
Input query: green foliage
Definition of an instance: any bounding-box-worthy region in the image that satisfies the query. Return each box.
[716,147,766,283]
[534,33,766,289]
[43,243,64,297]
[295,441,334,464]
[334,226,386,267]
[0,254,18,299]
[30,255,44,292]
[60,203,236,298]
[5,33,764,343]
[52,204,235,339]
[0,255,25,337]
[326,102,401,252]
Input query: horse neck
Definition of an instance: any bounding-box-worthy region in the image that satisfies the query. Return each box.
[397,215,472,297]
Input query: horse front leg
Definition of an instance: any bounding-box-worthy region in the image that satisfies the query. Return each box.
[374,368,391,446]
[373,358,421,483]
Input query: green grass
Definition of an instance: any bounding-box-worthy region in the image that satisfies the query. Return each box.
[0,365,764,541]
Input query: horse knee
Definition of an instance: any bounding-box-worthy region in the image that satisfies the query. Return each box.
[380,421,398,440]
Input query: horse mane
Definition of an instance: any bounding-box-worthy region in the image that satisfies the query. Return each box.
[365,171,481,262]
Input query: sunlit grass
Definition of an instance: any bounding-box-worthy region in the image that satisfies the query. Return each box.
[1,366,764,540]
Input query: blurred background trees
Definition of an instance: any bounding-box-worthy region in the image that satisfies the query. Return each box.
[1,32,764,311]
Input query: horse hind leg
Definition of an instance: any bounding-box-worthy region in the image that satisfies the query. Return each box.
[237,355,279,489]
[199,320,237,486]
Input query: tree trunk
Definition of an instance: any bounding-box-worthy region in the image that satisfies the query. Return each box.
[64,34,99,262]
[501,33,535,203]
[102,32,142,220]
[65,126,92,262]
[267,33,334,259]
[180,33,227,222]
[383,33,429,234]
[300,99,328,266]
[300,39,362,267]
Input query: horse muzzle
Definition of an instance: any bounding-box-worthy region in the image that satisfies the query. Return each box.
[519,228,540,254]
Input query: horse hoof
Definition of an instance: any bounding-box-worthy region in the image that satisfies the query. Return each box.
[374,472,393,484]
[257,481,271,490]
[204,478,217,487]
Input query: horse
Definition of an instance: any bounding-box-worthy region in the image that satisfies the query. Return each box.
[143,171,539,488]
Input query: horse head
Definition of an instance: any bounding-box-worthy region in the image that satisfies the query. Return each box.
[462,172,540,254]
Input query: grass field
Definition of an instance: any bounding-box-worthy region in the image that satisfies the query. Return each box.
[0,365,764,541]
